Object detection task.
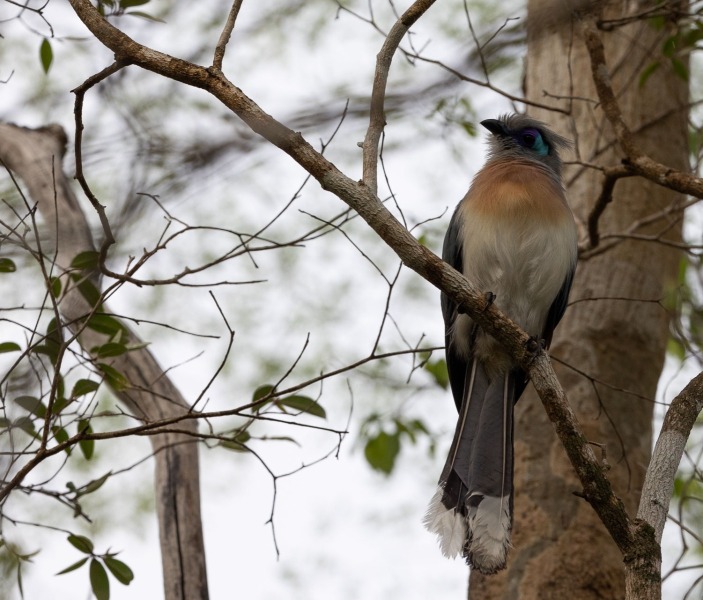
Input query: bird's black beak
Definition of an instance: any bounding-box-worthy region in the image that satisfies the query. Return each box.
[481,119,509,137]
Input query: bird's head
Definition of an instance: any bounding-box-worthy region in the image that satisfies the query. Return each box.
[480,114,570,179]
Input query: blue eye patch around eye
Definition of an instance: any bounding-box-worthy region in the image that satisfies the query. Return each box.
[517,128,549,156]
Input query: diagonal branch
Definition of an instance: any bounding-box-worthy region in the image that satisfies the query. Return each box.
[67,0,639,565]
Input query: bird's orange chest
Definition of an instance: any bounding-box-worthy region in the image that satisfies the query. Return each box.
[460,160,568,225]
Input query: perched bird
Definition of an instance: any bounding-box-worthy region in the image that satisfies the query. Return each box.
[424,114,578,574]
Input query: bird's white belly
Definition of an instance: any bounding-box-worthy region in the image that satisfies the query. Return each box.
[452,215,575,368]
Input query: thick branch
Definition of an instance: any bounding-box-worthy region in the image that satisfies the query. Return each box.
[67,0,637,563]
[638,370,703,542]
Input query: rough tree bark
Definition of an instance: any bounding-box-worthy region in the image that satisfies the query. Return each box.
[469,2,689,599]
[0,124,209,600]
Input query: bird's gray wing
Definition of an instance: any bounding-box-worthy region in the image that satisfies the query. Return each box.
[441,205,471,411]
[541,263,576,349]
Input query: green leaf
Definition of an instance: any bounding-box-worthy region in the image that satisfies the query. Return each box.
[90,559,110,600]
[662,35,677,57]
[670,57,689,81]
[56,556,89,575]
[667,337,686,361]
[277,395,326,419]
[81,472,111,495]
[408,419,429,436]
[78,420,95,460]
[103,556,134,585]
[639,61,660,88]
[52,425,70,447]
[0,342,21,354]
[220,430,251,452]
[91,342,129,358]
[71,276,102,307]
[85,314,124,337]
[71,251,100,270]
[39,38,53,73]
[424,358,449,390]
[39,317,63,365]
[460,121,476,137]
[49,276,62,299]
[364,431,400,475]
[17,560,24,598]
[260,435,299,445]
[97,363,129,391]
[252,384,275,402]
[72,379,100,398]
[0,258,16,273]
[120,0,150,7]
[67,534,94,555]
[124,10,165,22]
[14,416,37,438]
[252,384,275,413]
[394,418,431,445]
[14,396,46,418]
[51,395,70,415]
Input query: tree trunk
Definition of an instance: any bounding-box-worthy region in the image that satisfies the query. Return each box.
[0,123,210,600]
[469,2,689,598]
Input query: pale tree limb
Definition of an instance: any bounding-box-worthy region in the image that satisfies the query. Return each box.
[631,372,703,599]
[0,123,209,600]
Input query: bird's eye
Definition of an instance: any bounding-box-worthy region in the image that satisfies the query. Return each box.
[517,128,549,156]
[522,132,536,147]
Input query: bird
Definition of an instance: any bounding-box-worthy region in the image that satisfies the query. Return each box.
[424,113,578,574]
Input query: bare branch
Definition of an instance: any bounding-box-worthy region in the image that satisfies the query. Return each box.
[66,0,639,571]
[586,165,633,248]
[581,15,703,199]
[213,0,245,71]
[71,60,128,256]
[361,0,438,194]
[638,371,703,543]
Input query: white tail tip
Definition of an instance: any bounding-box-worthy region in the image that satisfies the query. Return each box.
[423,487,466,558]
[424,489,512,574]
[467,495,512,574]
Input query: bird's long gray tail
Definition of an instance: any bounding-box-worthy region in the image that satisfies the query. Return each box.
[424,360,517,574]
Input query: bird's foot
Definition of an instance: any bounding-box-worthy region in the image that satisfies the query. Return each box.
[525,336,546,355]
[482,291,496,312]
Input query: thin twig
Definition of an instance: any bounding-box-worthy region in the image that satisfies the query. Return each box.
[71,60,128,253]
[587,165,634,248]
[212,0,245,71]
